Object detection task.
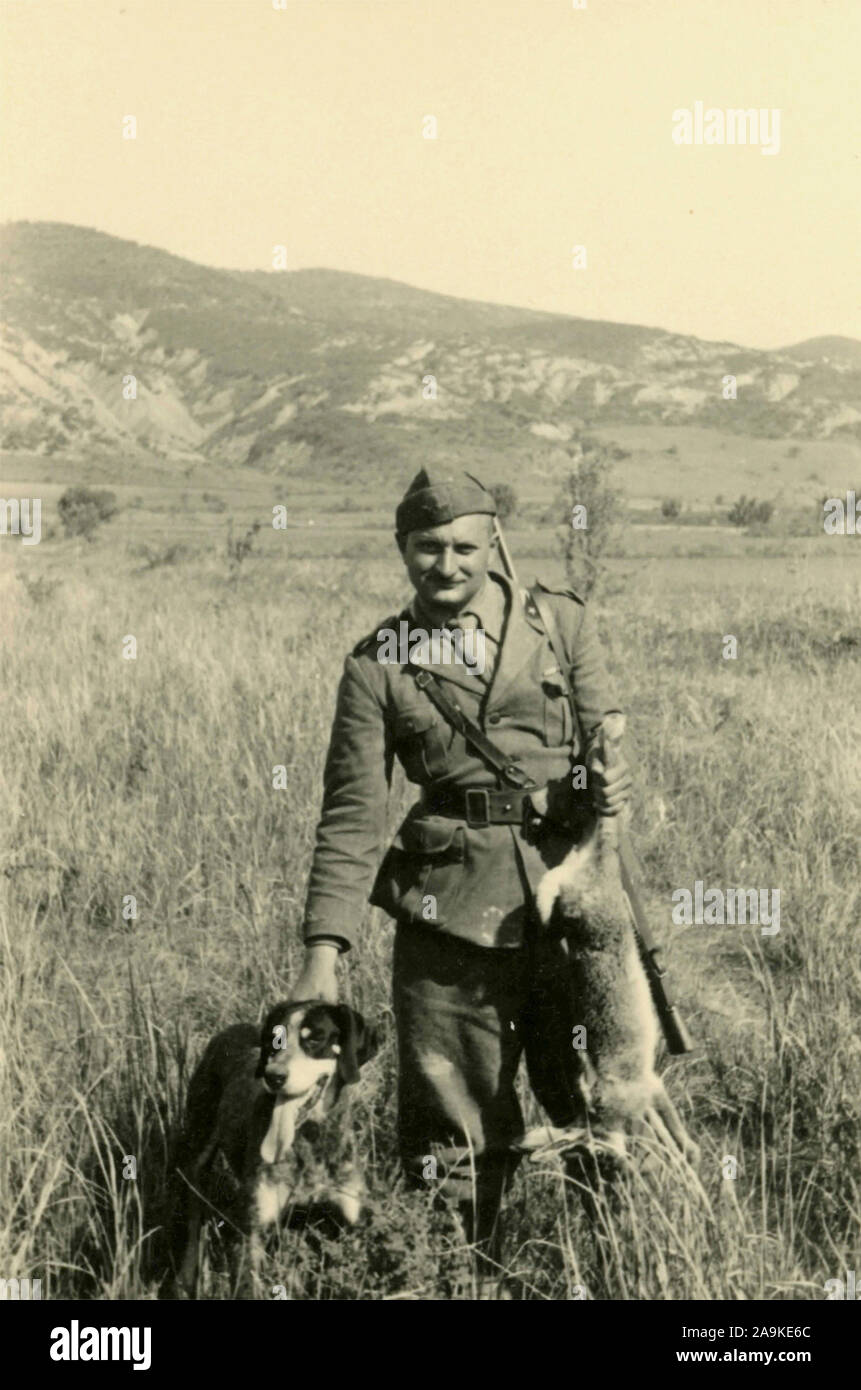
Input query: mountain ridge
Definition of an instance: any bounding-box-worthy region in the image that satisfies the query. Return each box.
[2,221,859,480]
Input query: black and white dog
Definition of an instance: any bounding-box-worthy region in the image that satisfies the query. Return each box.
[170,1000,378,1296]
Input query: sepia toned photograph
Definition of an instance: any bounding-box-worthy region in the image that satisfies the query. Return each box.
[1,0,859,1337]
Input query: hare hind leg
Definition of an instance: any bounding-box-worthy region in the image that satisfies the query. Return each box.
[642,1083,711,1211]
[644,1080,699,1165]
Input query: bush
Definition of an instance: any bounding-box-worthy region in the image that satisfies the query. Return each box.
[728,495,774,528]
[225,518,261,578]
[661,497,682,519]
[555,435,625,598]
[490,483,518,522]
[57,486,118,540]
[134,543,193,571]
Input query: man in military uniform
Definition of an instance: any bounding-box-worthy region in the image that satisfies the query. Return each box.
[291,468,631,1288]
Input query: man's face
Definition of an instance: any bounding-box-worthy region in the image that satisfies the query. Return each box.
[398,513,493,615]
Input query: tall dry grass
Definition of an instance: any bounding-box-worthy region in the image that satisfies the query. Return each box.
[1,535,858,1299]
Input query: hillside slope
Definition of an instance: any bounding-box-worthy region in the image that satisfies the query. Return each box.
[2,222,859,481]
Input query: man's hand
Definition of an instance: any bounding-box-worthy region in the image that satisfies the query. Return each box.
[586,749,632,816]
[291,942,339,1004]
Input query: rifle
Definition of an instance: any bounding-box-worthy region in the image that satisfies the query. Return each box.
[492,518,694,1056]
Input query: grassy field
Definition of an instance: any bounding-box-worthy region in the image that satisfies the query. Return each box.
[1,484,859,1300]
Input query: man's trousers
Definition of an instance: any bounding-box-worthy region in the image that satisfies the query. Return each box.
[393,921,587,1204]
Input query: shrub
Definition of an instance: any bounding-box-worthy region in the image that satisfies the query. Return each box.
[225,518,262,577]
[555,435,625,598]
[661,497,682,519]
[728,495,774,528]
[134,543,193,571]
[57,486,118,540]
[18,573,61,604]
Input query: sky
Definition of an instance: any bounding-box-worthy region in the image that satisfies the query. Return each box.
[1,0,858,349]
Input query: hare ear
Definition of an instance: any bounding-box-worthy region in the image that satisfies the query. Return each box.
[331,1007,378,1086]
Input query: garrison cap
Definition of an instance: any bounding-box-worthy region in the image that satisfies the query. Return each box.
[396,468,497,534]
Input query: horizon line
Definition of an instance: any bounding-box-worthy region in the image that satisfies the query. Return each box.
[2,217,859,359]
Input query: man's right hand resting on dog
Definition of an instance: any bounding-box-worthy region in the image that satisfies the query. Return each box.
[291,940,340,1004]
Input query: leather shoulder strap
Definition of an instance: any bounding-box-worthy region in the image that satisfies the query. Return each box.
[528,584,584,753]
[410,668,538,790]
[407,584,589,790]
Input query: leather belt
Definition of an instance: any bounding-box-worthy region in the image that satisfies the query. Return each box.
[422,785,542,829]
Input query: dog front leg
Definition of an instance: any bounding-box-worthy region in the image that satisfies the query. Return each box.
[177,1191,204,1298]
[226,1233,266,1300]
[249,1230,267,1298]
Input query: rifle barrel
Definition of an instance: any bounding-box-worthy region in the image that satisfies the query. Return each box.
[493,518,517,584]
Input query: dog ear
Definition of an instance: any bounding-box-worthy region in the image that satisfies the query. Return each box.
[332,1006,379,1086]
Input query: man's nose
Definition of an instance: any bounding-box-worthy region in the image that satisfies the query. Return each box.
[434,549,458,576]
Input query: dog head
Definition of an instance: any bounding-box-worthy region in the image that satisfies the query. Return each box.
[254,1001,378,1099]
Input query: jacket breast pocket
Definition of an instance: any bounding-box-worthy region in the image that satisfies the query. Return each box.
[541,673,574,748]
[370,816,465,927]
[392,706,451,782]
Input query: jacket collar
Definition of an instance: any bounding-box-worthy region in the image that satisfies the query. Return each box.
[400,570,545,700]
[403,577,502,695]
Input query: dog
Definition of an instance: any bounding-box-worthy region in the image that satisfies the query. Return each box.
[523,714,700,1175]
[170,1000,378,1297]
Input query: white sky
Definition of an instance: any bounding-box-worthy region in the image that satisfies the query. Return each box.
[1,0,858,348]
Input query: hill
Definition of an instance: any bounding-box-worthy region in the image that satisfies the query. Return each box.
[778,336,861,369]
[2,221,860,486]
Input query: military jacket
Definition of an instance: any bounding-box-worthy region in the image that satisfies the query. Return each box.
[303,571,620,951]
